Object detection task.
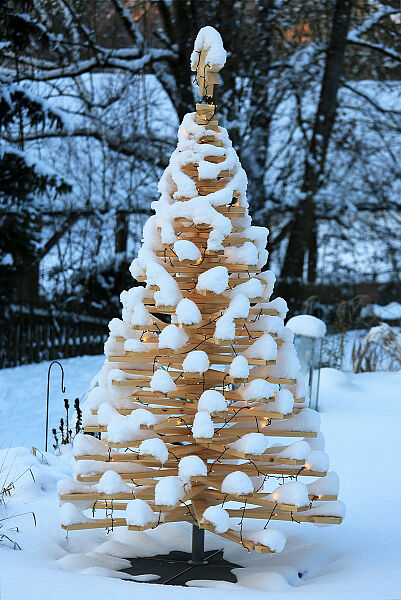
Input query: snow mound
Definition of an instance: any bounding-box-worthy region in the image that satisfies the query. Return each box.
[150,369,177,394]
[229,355,249,378]
[96,470,130,495]
[178,455,207,483]
[202,505,230,533]
[270,481,309,507]
[173,239,201,262]
[155,476,184,506]
[221,471,254,496]
[158,324,188,350]
[72,433,108,457]
[182,350,209,374]
[305,450,329,472]
[60,503,90,526]
[239,379,278,401]
[139,438,168,464]
[176,298,202,325]
[126,499,156,527]
[198,390,227,413]
[276,440,310,460]
[230,433,269,455]
[244,528,286,553]
[307,472,340,497]
[244,334,277,361]
[192,411,214,439]
[287,315,326,338]
[196,266,228,294]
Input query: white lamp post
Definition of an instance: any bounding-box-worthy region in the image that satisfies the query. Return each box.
[286,315,326,411]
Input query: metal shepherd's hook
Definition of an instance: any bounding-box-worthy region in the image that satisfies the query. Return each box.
[45,360,66,452]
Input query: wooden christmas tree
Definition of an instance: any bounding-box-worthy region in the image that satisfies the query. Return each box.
[59,27,344,555]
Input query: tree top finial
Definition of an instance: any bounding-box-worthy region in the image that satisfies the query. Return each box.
[190,26,226,101]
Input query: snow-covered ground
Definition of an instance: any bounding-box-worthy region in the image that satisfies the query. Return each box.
[0,356,400,598]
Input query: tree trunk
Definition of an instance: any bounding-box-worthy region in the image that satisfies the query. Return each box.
[115,210,129,255]
[169,0,198,121]
[240,0,277,219]
[281,0,353,284]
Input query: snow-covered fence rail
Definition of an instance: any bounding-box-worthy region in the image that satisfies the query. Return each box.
[0,307,108,369]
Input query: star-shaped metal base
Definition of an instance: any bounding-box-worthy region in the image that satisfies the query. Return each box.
[122,548,241,586]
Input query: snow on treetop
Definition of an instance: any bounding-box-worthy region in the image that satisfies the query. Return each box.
[190,26,227,71]
[286,314,327,338]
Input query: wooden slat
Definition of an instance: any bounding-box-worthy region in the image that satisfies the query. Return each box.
[226,508,342,524]
[76,468,178,483]
[193,486,309,513]
[200,522,274,554]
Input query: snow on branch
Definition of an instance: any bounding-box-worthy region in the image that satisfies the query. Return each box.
[111,0,145,47]
[347,4,401,62]
[3,48,177,83]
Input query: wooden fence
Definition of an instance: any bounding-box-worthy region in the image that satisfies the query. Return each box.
[0,306,109,369]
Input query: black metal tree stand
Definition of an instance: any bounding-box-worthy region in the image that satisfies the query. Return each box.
[122,525,241,585]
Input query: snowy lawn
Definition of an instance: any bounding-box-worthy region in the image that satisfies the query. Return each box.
[0,356,400,598]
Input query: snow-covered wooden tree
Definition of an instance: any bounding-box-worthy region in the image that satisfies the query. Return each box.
[59,26,344,555]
